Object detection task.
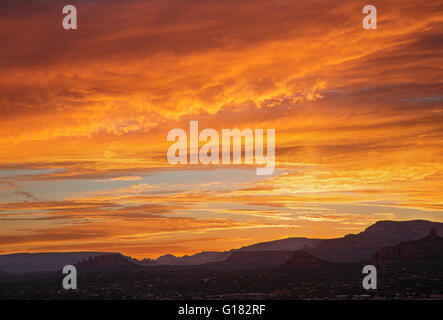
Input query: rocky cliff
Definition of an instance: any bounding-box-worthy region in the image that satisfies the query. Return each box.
[281,250,333,269]
[372,228,443,267]
[306,220,443,263]
[76,253,144,272]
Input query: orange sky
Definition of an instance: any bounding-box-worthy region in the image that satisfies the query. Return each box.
[0,0,442,259]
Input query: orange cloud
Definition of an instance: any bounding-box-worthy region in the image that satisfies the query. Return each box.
[0,0,442,258]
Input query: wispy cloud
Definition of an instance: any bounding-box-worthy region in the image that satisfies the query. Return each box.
[0,0,442,258]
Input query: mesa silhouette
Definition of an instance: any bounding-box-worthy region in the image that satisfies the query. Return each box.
[1,220,443,274]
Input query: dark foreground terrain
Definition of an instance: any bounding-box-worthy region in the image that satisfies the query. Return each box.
[1,258,442,300]
[1,223,442,300]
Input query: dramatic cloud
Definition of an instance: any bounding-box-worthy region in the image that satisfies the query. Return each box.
[0,0,442,257]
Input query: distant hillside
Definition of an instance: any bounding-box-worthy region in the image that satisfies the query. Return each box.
[204,251,295,271]
[234,237,321,252]
[145,220,443,266]
[138,251,230,266]
[281,250,335,270]
[305,220,443,263]
[76,254,145,273]
[136,237,321,266]
[372,228,443,267]
[2,220,443,273]
[0,252,111,273]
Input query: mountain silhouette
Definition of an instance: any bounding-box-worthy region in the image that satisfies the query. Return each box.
[75,254,145,273]
[135,237,321,266]
[280,250,334,269]
[204,251,295,271]
[372,228,443,267]
[2,220,443,273]
[305,220,443,263]
[0,252,110,273]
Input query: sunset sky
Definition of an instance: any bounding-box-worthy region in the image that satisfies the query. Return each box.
[0,0,442,259]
